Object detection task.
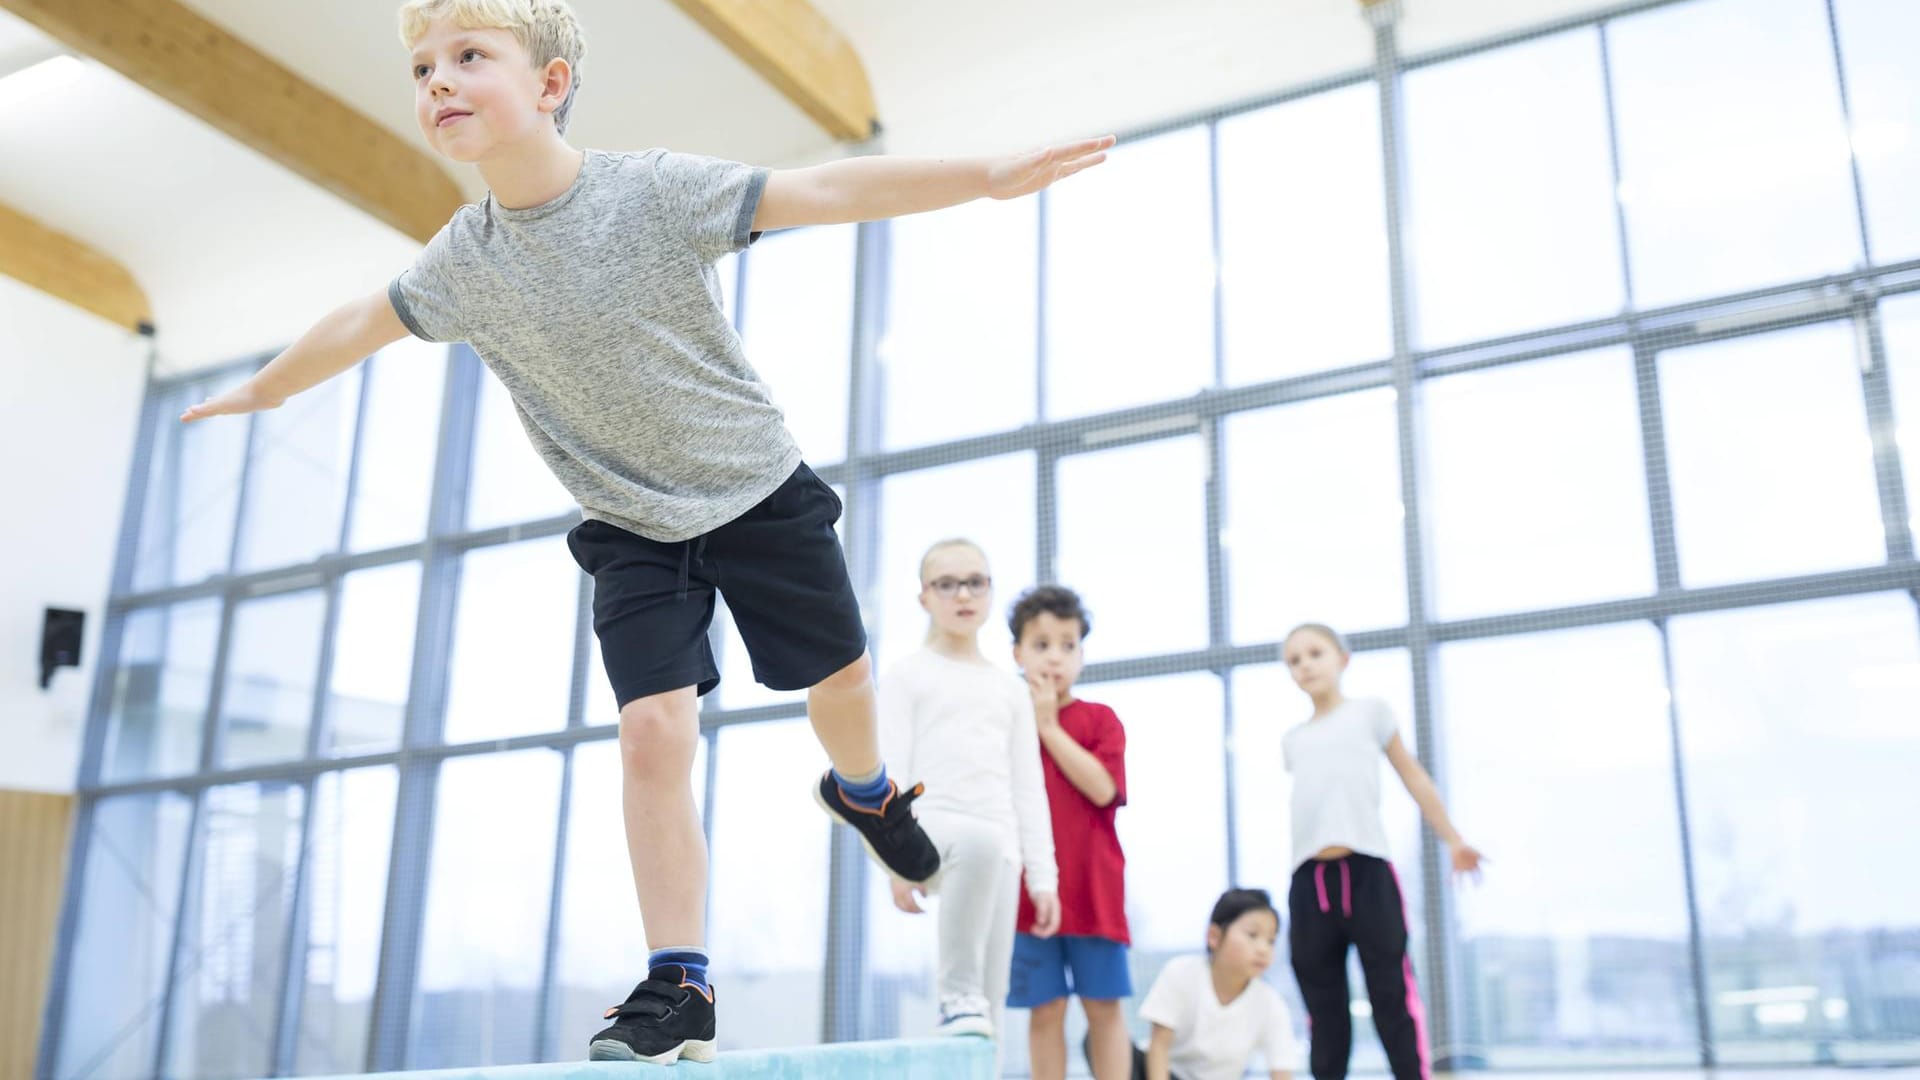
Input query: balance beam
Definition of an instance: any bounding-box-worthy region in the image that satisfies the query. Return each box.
[291,1038,992,1079]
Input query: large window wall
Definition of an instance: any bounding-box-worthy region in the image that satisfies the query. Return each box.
[42,0,1920,1076]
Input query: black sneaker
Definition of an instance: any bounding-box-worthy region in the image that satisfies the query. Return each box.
[813,772,942,883]
[587,970,717,1064]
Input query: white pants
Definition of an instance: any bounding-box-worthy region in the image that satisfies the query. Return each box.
[920,811,1021,1040]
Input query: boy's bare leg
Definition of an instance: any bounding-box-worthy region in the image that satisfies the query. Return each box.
[805,652,881,777]
[1084,998,1133,1080]
[806,650,940,883]
[619,686,707,947]
[1028,998,1069,1080]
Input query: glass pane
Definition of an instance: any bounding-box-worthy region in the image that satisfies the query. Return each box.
[467,372,576,530]
[1670,593,1920,1064]
[444,537,577,743]
[53,792,194,1080]
[1108,673,1229,953]
[548,736,709,1057]
[882,198,1038,448]
[1046,129,1215,418]
[707,718,829,1050]
[872,453,1037,670]
[1609,0,1861,307]
[294,766,398,1076]
[1834,0,1920,264]
[1884,294,1920,536]
[101,599,221,782]
[349,341,446,551]
[1425,349,1655,619]
[1231,650,1423,1075]
[218,588,327,768]
[134,370,251,590]
[1441,624,1697,1064]
[163,782,306,1080]
[1106,671,1226,955]
[1402,30,1625,346]
[411,749,564,1068]
[236,366,361,571]
[325,562,421,756]
[1056,437,1207,659]
[738,225,855,465]
[1225,389,1407,642]
[1659,322,1885,586]
[1219,82,1391,382]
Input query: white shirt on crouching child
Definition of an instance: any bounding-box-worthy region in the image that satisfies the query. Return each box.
[1139,955,1298,1080]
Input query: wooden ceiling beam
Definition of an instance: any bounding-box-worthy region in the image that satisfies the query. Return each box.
[0,199,151,331]
[664,0,878,142]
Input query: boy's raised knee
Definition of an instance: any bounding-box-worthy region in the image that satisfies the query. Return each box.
[812,651,873,693]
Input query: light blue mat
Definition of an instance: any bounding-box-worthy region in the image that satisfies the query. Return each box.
[290,1038,992,1079]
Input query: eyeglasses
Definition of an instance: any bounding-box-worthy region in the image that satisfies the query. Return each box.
[926,574,991,597]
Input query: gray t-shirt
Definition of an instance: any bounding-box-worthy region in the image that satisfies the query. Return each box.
[389,148,800,542]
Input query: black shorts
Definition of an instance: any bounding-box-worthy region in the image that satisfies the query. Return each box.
[566,463,868,707]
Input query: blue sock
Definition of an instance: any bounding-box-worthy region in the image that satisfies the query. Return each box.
[649,947,710,993]
[833,764,891,810]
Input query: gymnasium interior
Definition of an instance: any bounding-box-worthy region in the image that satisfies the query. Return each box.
[1,0,1916,1077]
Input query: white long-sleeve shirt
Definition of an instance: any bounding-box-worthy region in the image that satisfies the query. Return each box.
[878,648,1059,894]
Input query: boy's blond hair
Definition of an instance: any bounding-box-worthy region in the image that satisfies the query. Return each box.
[398,0,587,134]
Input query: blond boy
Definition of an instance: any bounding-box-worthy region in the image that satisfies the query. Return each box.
[182,0,1109,1063]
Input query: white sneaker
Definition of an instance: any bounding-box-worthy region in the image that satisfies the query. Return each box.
[934,996,993,1038]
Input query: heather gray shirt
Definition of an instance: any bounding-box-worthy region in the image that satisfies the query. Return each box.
[389,148,799,542]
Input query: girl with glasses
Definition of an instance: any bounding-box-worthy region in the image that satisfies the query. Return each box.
[876,538,1062,1058]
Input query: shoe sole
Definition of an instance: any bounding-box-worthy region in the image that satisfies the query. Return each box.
[588,1037,717,1064]
[812,781,936,884]
[934,1020,994,1039]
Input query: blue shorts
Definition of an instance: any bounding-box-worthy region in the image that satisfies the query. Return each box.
[1007,933,1133,1007]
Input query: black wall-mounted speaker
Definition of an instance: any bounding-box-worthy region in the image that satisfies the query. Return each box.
[41,607,84,690]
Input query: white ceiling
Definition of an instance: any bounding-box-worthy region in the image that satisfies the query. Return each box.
[811,0,1373,157]
[0,0,1634,373]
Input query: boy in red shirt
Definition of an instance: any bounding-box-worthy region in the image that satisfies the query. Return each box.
[1006,585,1132,1080]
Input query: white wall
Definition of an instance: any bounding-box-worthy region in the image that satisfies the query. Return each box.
[0,276,148,794]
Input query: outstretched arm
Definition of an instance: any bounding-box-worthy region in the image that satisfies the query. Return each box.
[751,135,1115,232]
[1384,734,1485,877]
[182,290,408,423]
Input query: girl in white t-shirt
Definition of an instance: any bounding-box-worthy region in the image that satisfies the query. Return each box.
[878,538,1062,1049]
[1137,888,1296,1080]
[1280,623,1483,1080]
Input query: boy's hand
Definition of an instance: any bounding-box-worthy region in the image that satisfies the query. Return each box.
[986,135,1116,201]
[181,382,284,423]
[1026,671,1062,731]
[891,877,928,915]
[1029,891,1062,938]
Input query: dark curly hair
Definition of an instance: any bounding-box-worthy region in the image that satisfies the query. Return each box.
[1007,584,1091,642]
